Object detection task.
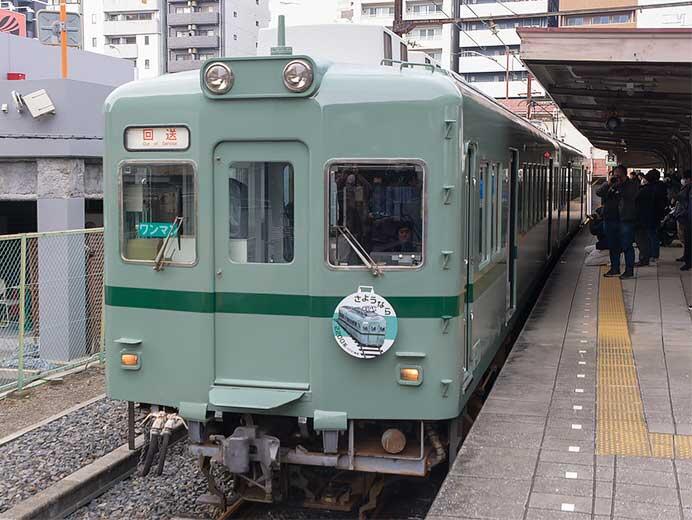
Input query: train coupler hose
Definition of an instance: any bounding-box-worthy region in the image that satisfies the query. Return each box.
[155,413,188,476]
[141,411,167,476]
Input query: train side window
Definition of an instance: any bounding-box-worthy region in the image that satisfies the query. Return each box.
[120,162,197,265]
[327,161,424,269]
[227,162,294,264]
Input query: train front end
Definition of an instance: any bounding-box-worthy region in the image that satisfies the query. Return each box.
[104,46,464,509]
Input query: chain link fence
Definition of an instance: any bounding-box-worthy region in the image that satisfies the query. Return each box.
[0,229,104,393]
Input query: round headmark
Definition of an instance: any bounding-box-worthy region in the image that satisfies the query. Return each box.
[332,287,398,359]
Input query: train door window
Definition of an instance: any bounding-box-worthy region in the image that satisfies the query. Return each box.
[400,43,408,62]
[491,163,501,254]
[501,164,509,249]
[517,166,524,233]
[327,162,424,269]
[120,162,196,264]
[227,162,294,264]
[478,163,490,264]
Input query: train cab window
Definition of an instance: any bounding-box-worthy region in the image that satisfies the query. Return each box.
[120,162,196,264]
[327,162,424,269]
[227,162,294,264]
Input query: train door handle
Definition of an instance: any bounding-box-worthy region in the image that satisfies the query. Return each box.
[216,270,223,278]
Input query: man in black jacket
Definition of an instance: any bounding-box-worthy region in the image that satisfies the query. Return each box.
[635,174,656,267]
[596,165,639,279]
[677,170,692,271]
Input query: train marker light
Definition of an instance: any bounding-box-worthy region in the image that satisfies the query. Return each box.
[121,353,139,367]
[204,63,234,94]
[282,59,313,93]
[399,366,422,385]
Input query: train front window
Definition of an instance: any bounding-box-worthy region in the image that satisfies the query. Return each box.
[120,162,196,264]
[327,162,424,268]
[228,162,294,264]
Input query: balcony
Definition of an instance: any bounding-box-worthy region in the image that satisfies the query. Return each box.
[104,43,138,59]
[459,28,522,48]
[458,55,525,74]
[103,19,159,36]
[458,0,548,19]
[103,0,158,12]
[168,59,205,73]
[167,11,219,26]
[168,35,219,50]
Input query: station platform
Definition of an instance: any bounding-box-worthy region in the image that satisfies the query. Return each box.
[428,230,692,520]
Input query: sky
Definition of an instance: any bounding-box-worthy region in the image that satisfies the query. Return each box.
[268,0,343,27]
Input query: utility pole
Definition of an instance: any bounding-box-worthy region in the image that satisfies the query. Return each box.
[451,0,460,73]
[60,0,67,78]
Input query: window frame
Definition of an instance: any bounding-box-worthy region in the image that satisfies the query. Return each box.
[118,159,199,267]
[323,158,427,272]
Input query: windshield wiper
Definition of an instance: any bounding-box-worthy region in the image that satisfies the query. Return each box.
[153,216,184,272]
[336,225,382,277]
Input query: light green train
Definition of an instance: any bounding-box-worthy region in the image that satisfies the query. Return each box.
[104,32,586,510]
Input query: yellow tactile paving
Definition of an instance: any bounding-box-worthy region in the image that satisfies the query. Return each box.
[596,267,692,459]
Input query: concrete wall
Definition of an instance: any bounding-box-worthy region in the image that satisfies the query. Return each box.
[0,79,115,158]
[0,159,103,201]
[0,32,134,86]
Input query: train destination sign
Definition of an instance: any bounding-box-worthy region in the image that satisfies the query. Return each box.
[125,126,190,151]
[332,286,398,359]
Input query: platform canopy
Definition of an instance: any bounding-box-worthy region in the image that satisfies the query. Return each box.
[518,28,692,171]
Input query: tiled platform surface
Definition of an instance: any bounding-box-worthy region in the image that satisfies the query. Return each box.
[428,231,692,520]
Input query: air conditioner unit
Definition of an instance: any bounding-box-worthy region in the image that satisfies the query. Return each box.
[22,89,56,119]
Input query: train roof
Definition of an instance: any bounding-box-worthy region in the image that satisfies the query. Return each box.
[106,56,585,162]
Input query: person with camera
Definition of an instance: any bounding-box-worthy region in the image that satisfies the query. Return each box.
[596,165,638,279]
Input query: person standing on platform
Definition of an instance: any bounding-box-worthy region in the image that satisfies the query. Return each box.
[676,170,691,271]
[597,165,638,279]
[635,173,655,267]
[648,169,668,263]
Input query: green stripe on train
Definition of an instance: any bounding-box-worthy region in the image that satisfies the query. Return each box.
[105,286,461,318]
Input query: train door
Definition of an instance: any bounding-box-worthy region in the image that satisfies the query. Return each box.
[211,141,310,391]
[547,159,554,257]
[506,150,518,319]
[463,143,477,377]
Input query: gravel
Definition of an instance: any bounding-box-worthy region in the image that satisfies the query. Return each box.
[69,439,219,520]
[0,398,127,514]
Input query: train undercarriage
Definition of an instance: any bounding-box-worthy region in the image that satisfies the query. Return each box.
[180,413,453,516]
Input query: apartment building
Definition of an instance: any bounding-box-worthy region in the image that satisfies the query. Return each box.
[558,0,691,28]
[167,0,269,73]
[351,0,553,99]
[46,0,269,77]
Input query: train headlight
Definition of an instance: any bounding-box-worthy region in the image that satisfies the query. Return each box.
[204,63,234,94]
[282,59,313,93]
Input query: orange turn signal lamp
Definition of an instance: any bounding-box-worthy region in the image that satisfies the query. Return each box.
[121,353,139,366]
[400,367,421,382]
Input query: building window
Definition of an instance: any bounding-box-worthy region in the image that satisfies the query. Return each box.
[233,10,237,17]
[233,34,238,40]
[144,35,149,45]
[144,59,150,69]
[255,20,259,26]
[92,37,97,47]
[91,13,96,23]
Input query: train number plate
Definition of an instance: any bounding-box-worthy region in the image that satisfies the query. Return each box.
[125,126,190,151]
